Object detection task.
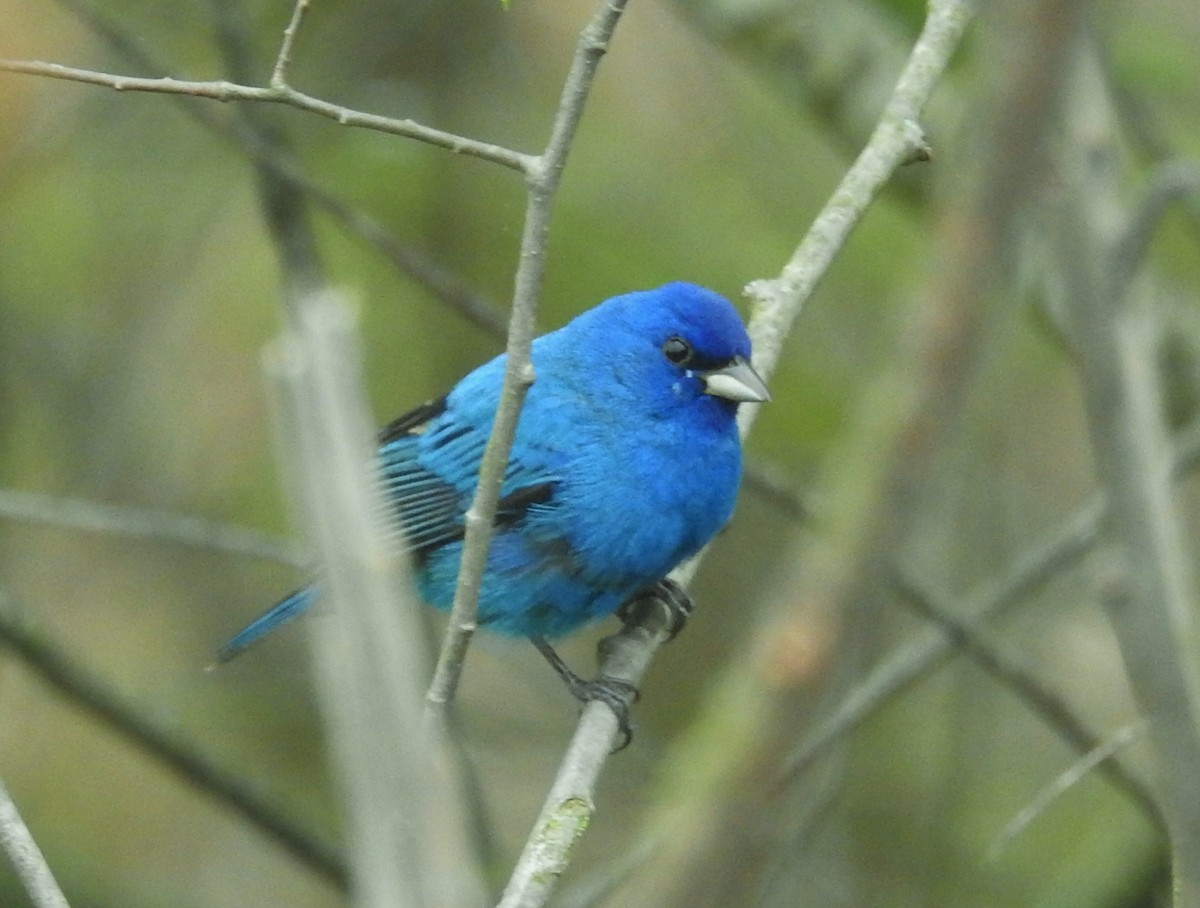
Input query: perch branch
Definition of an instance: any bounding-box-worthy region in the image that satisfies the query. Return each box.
[424,0,630,713]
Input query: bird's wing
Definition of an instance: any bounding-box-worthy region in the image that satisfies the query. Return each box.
[378,396,557,556]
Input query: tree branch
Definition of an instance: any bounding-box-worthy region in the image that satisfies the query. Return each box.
[266,294,485,908]
[742,0,974,430]
[893,572,1162,830]
[0,488,299,566]
[51,0,509,336]
[0,58,532,173]
[0,775,71,908]
[0,592,345,888]
[424,0,630,714]
[989,723,1143,859]
[270,0,310,88]
[782,414,1200,782]
[1055,40,1200,904]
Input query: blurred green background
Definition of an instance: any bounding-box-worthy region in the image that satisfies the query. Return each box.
[2,0,1199,905]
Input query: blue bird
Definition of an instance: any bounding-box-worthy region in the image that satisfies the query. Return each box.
[219,282,767,723]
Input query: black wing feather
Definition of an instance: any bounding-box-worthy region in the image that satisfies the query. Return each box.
[376,395,556,558]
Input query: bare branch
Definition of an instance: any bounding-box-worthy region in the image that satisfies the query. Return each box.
[1057,42,1200,902]
[893,573,1162,829]
[425,0,630,713]
[0,592,345,887]
[0,776,71,908]
[0,488,299,566]
[0,58,532,172]
[989,723,1144,860]
[267,294,485,908]
[271,0,311,88]
[51,0,508,335]
[742,0,974,417]
[1110,160,1200,300]
[782,415,1200,782]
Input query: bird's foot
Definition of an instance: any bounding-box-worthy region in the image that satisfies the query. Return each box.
[616,578,695,641]
[530,635,639,751]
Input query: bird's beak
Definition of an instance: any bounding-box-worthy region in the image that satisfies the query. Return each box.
[702,356,771,403]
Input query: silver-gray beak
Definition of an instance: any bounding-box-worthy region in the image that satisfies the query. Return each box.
[702,356,770,403]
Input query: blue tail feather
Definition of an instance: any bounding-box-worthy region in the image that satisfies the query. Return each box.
[217,587,316,663]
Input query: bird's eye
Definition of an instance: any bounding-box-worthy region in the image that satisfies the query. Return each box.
[662,336,693,365]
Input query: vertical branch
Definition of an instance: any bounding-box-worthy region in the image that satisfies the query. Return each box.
[1057,39,1200,908]
[267,294,485,908]
[229,6,485,902]
[0,776,71,908]
[425,0,630,712]
[271,0,310,88]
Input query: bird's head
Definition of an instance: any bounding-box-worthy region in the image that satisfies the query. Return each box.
[575,282,770,416]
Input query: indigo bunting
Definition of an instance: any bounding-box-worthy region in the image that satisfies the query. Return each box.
[220,282,767,719]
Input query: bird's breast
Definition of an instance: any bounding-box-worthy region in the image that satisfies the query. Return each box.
[553,417,742,583]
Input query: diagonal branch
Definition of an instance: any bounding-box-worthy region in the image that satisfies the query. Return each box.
[424,0,631,714]
[0,592,346,888]
[893,572,1163,830]
[782,416,1200,782]
[52,0,508,336]
[741,0,974,422]
[0,775,71,908]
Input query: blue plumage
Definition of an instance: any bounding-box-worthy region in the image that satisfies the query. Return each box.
[220,282,767,660]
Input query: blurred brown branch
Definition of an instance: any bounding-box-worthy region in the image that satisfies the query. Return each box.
[0,592,347,888]
[892,572,1163,831]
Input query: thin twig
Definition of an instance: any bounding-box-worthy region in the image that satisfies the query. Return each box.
[988,723,1143,860]
[271,0,310,88]
[0,593,346,888]
[893,573,1163,829]
[781,416,1200,781]
[51,0,508,336]
[741,0,974,432]
[0,775,71,908]
[0,58,532,172]
[0,488,299,566]
[1109,160,1200,299]
[424,0,630,714]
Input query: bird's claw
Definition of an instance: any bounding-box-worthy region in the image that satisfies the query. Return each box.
[571,675,639,751]
[617,578,695,641]
[530,635,639,750]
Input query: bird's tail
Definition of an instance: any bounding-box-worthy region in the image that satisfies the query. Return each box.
[214,587,316,664]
